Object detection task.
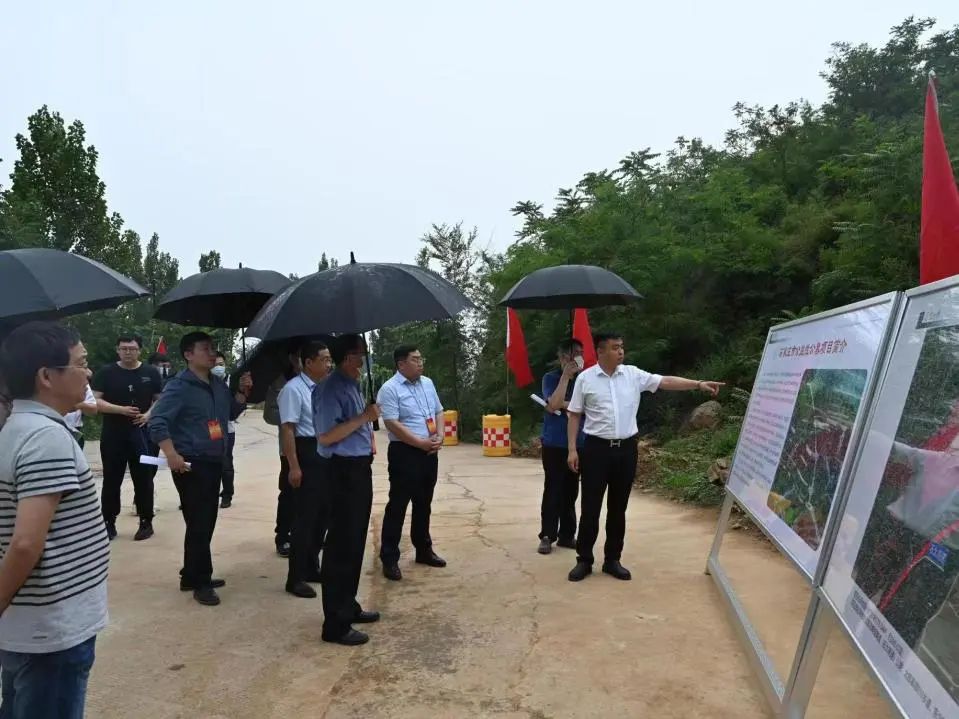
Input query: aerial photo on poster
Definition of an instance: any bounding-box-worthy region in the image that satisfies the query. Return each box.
[767,368,867,550]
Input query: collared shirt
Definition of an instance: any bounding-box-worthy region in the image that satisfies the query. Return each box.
[312,370,372,458]
[377,371,443,442]
[567,364,663,440]
[540,370,585,449]
[0,400,109,653]
[277,372,318,438]
[63,385,96,432]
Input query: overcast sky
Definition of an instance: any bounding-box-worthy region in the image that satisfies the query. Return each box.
[2,2,956,277]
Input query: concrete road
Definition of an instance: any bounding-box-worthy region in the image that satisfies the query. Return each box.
[85,413,893,718]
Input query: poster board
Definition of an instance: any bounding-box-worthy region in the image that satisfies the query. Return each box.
[726,294,898,579]
[822,279,959,719]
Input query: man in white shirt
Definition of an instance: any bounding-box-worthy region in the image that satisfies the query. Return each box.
[63,385,97,448]
[566,332,723,582]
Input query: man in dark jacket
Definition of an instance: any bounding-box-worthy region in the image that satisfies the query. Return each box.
[149,332,252,606]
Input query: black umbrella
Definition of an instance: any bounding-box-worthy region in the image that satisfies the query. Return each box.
[498,264,642,310]
[0,248,149,327]
[247,254,474,340]
[229,334,335,404]
[154,267,291,328]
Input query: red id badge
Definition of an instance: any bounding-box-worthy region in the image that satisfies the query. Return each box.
[425,417,437,436]
[207,420,224,441]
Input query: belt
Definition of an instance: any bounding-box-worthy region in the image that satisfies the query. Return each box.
[584,434,638,448]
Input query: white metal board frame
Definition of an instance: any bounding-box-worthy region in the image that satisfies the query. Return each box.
[705,291,902,715]
[795,276,959,719]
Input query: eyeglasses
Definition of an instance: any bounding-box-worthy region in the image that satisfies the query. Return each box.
[117,347,140,353]
[405,356,426,365]
[49,361,89,371]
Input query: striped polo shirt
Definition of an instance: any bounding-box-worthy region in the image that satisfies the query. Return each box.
[0,400,109,653]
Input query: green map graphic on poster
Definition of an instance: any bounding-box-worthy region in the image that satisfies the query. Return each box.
[766,369,867,550]
[852,325,959,703]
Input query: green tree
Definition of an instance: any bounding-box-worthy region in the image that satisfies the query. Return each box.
[199,250,221,272]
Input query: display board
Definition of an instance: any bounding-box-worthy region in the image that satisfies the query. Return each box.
[726,295,898,579]
[823,281,959,718]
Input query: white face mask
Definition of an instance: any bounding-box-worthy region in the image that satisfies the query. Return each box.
[211,365,227,378]
[573,355,585,370]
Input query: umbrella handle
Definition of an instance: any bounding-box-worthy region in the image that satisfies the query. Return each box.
[364,338,380,431]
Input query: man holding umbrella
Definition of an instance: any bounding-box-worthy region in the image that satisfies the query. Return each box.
[566,332,723,582]
[313,334,381,645]
[149,332,253,606]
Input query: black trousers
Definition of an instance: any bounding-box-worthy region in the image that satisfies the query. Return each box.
[275,455,294,545]
[172,459,222,589]
[287,437,330,584]
[220,432,236,500]
[100,427,156,522]
[321,455,373,639]
[540,446,579,542]
[380,442,438,565]
[575,436,638,565]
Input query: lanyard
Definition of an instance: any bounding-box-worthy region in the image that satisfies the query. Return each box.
[406,381,432,421]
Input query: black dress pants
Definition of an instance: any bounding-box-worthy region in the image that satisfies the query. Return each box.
[539,445,579,543]
[100,427,155,522]
[321,455,373,639]
[380,442,438,566]
[287,437,330,584]
[275,455,294,545]
[172,459,222,589]
[575,436,638,565]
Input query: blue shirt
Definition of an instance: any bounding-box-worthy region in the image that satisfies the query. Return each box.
[312,370,373,458]
[541,370,585,449]
[277,372,317,437]
[377,372,443,442]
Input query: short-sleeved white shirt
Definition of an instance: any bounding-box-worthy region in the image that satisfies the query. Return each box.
[567,364,663,440]
[63,385,95,432]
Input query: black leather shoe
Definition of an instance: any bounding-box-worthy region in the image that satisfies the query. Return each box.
[556,537,576,549]
[276,541,290,558]
[180,578,226,591]
[322,628,369,646]
[568,561,593,582]
[354,610,380,624]
[415,551,447,568]
[602,560,632,580]
[285,581,317,598]
[537,538,553,555]
[133,520,154,541]
[220,498,232,509]
[383,563,402,581]
[105,522,117,541]
[193,587,221,606]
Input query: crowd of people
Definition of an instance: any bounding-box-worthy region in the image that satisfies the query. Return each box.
[0,320,722,717]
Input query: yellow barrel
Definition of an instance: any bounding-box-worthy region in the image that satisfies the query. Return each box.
[443,410,459,446]
[482,414,511,457]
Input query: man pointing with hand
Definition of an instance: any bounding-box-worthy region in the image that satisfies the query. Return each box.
[566,332,724,583]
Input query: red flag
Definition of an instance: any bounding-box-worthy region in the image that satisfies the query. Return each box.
[920,74,959,285]
[506,308,534,387]
[572,308,597,368]
[156,337,167,355]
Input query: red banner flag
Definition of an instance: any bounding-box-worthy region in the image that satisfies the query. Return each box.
[572,308,597,368]
[920,74,959,285]
[156,337,167,355]
[506,308,534,387]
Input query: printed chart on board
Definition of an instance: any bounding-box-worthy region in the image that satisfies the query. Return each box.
[725,297,895,578]
[824,284,959,719]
